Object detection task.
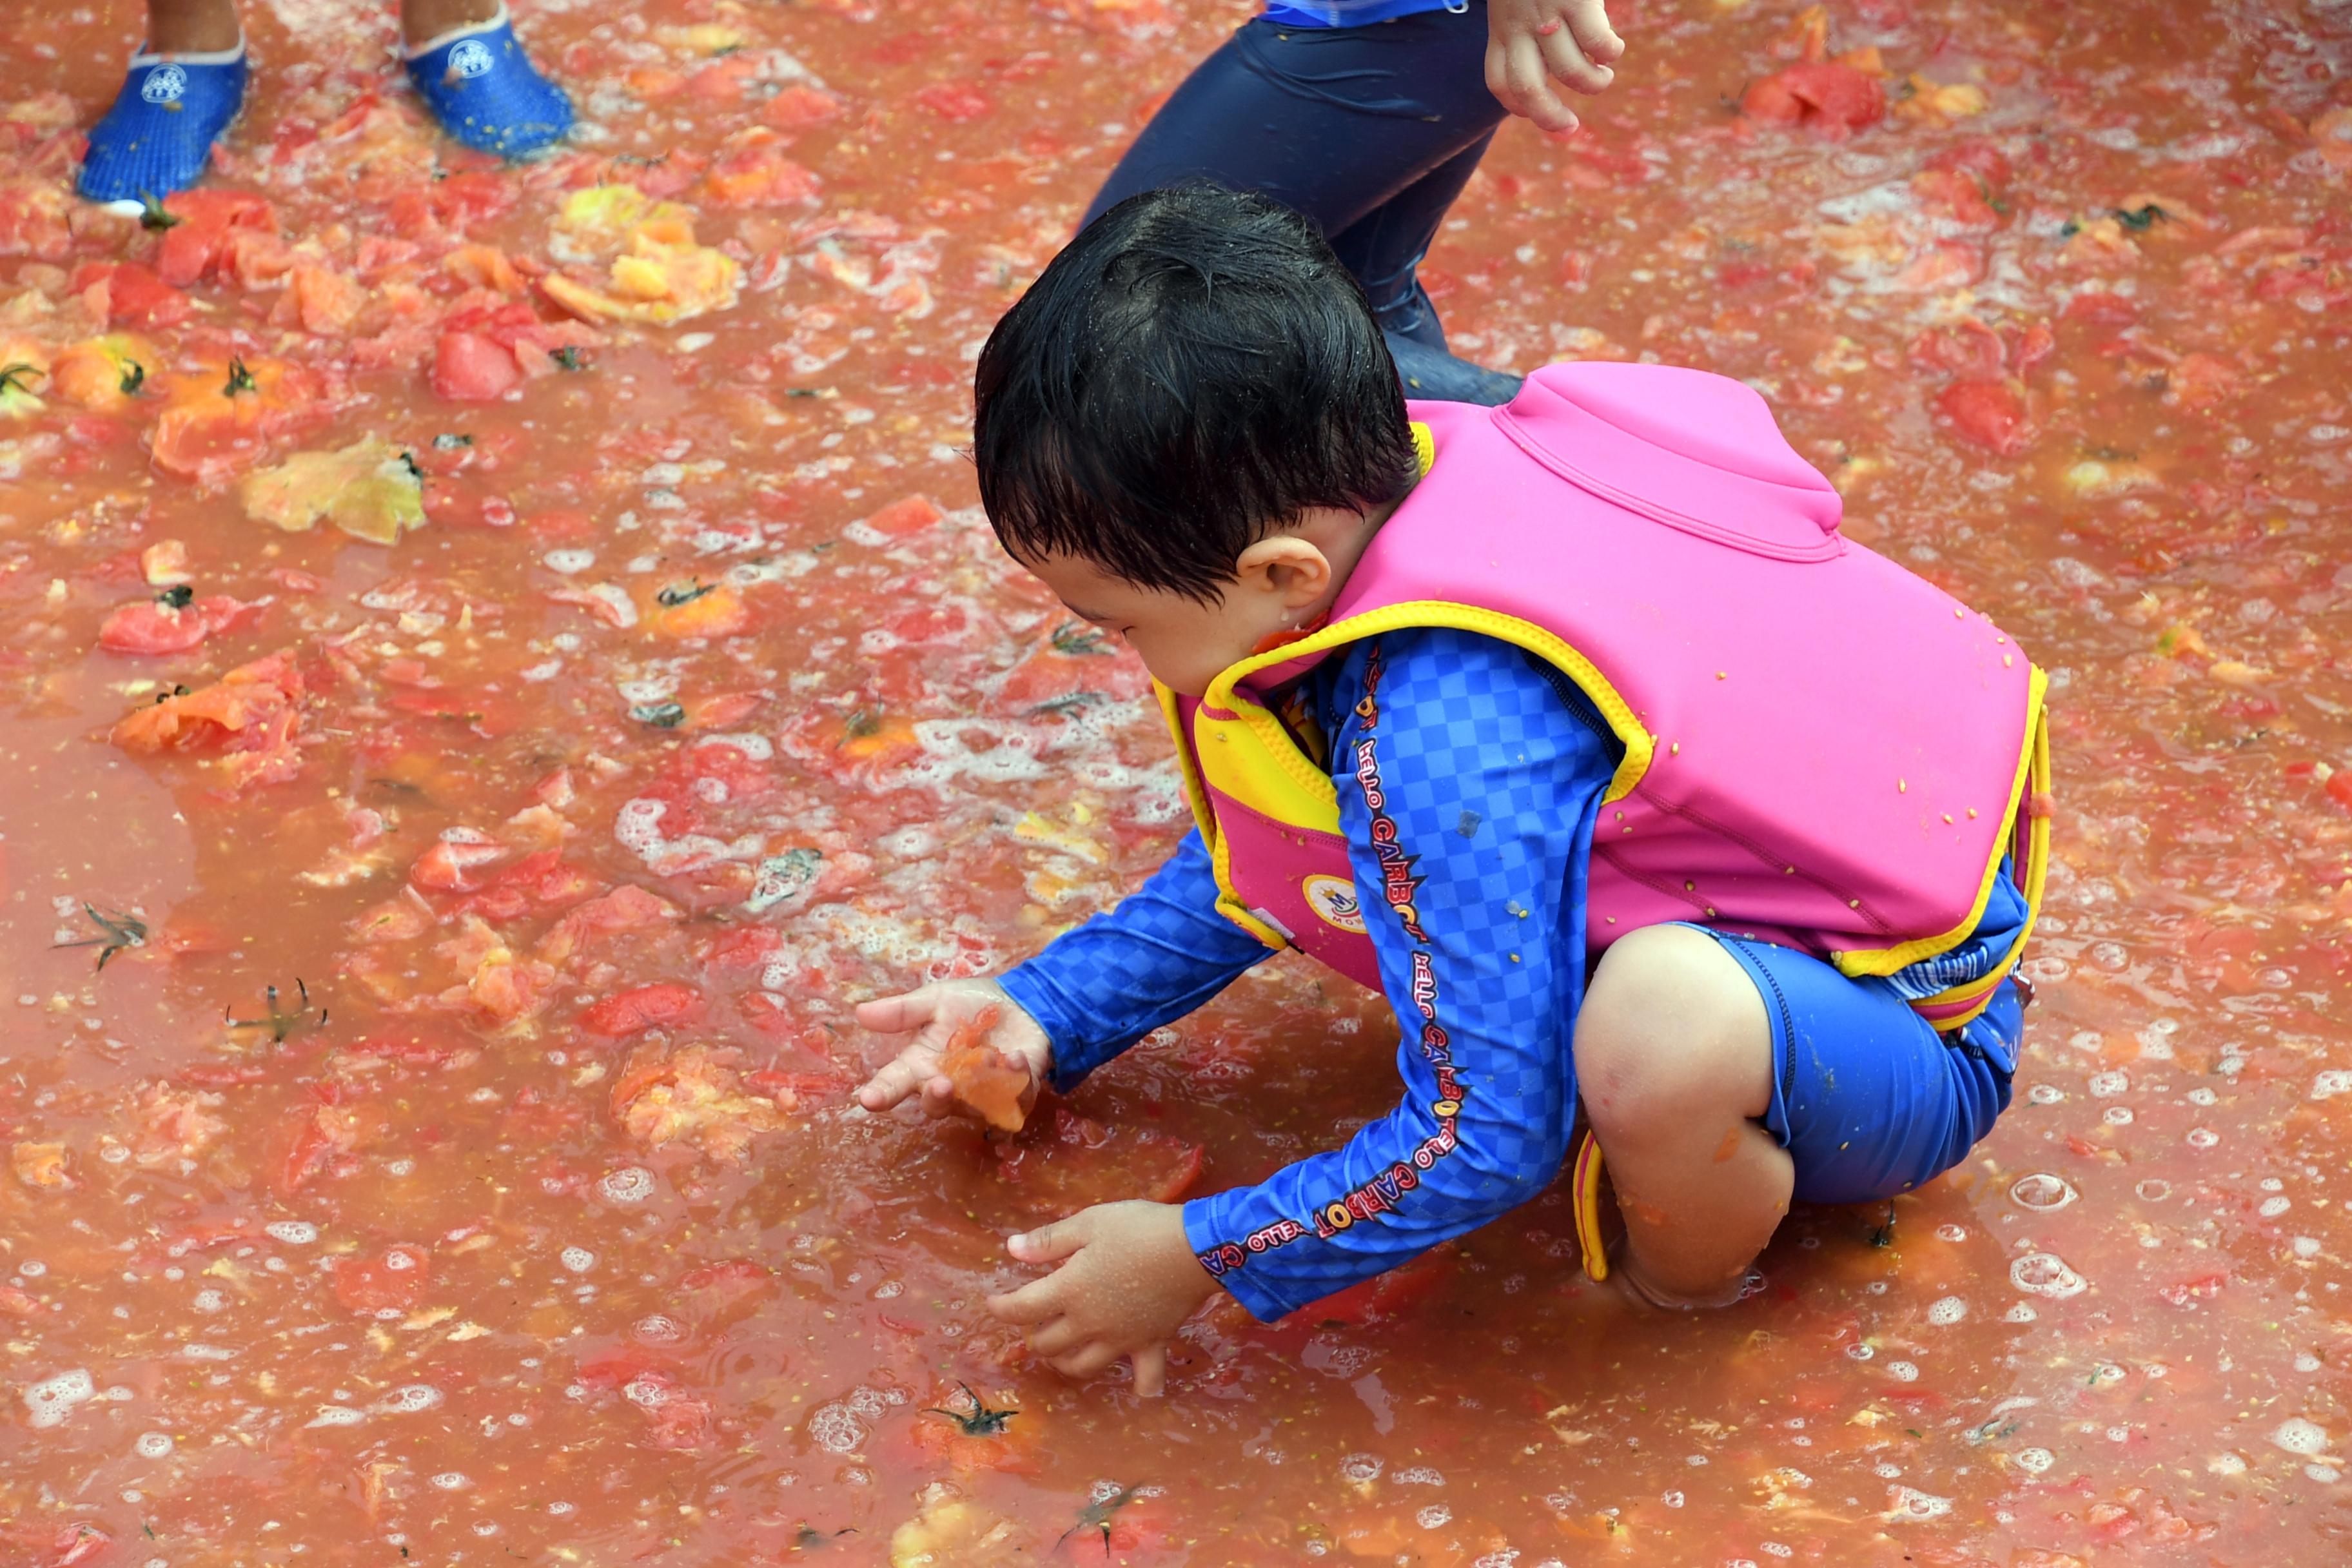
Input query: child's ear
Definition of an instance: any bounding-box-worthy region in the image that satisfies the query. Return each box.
[1235,534,1332,611]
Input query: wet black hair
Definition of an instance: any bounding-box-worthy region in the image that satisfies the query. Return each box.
[972,184,1417,603]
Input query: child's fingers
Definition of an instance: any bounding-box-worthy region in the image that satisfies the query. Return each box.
[853,987,939,1034]
[1490,37,1579,133]
[854,1054,936,1111]
[917,1074,961,1119]
[1025,1314,1089,1358]
[1131,1344,1167,1398]
[986,1271,1069,1325]
[1048,1340,1124,1380]
[1538,27,1614,96]
[1005,1216,1090,1266]
[1565,0,1625,64]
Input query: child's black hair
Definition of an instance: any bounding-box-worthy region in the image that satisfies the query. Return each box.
[973,184,1418,603]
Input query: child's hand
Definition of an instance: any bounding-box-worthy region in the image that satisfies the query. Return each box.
[853,978,1053,1121]
[1486,0,1625,134]
[987,1200,1219,1396]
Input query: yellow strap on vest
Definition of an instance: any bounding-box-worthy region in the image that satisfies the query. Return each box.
[1894,689,2055,1032]
[1572,1130,1609,1282]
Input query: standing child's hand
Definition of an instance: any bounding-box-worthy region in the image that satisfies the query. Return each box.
[987,1200,1220,1396]
[1486,0,1625,133]
[854,978,1053,1122]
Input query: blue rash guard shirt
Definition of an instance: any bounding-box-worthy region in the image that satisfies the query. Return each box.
[998,627,2027,1321]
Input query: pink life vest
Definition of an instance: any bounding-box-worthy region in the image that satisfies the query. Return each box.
[1161,361,2051,1029]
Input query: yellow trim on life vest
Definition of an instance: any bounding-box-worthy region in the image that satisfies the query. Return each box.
[1898,693,2054,1031]
[1830,663,2050,981]
[1160,682,1293,950]
[1572,1131,1609,1282]
[1162,602,1658,954]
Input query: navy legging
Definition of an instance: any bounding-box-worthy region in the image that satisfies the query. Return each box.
[1084,2,1523,405]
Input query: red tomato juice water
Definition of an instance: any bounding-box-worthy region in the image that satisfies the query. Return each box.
[1,0,2349,1562]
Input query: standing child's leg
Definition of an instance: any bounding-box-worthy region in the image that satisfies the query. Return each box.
[1575,923,1792,1304]
[1084,3,1519,404]
[77,0,248,206]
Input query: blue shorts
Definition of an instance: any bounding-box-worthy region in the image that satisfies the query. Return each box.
[1690,926,2022,1207]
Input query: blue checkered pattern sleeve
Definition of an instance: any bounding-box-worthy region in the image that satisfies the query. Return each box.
[998,828,1274,1093]
[1182,627,1620,1320]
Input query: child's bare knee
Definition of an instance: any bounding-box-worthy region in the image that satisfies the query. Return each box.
[1578,925,1770,1138]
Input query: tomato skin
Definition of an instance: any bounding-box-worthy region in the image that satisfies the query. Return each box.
[581,981,706,1037]
[99,600,208,655]
[47,1524,112,1567]
[865,495,944,536]
[1934,378,2034,456]
[431,330,524,402]
[70,260,192,328]
[411,836,511,893]
[277,1102,366,1193]
[1742,63,1886,136]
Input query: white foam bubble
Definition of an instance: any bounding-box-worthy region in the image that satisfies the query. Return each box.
[1885,1487,1952,1522]
[2009,1173,2077,1210]
[134,1431,173,1457]
[24,1369,94,1429]
[560,1246,596,1273]
[377,1384,444,1415]
[2014,1447,2053,1475]
[2011,1255,2086,1298]
[1928,1297,1968,1325]
[2088,1071,2129,1097]
[807,1400,867,1454]
[2311,1071,2352,1101]
[698,732,774,762]
[598,1166,656,1203]
[1415,1505,1452,1529]
[2271,1418,2331,1456]
[306,1406,367,1428]
[265,1221,318,1244]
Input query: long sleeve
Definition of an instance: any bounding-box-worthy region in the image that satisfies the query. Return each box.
[1182,628,1620,1320]
[998,828,1273,1092]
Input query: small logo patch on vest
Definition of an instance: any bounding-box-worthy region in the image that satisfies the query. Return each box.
[1301,874,1367,935]
[141,64,188,104]
[448,39,496,79]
